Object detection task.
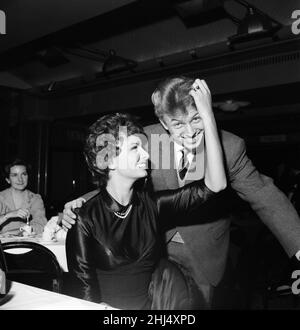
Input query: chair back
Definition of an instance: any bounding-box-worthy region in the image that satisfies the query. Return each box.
[0,242,7,272]
[2,241,62,293]
[0,242,8,297]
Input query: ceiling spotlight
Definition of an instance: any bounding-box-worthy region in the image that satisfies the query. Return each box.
[226,0,282,48]
[213,99,250,112]
[102,50,137,77]
[237,7,272,35]
[47,81,56,92]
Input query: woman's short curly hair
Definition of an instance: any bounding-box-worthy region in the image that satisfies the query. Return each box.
[151,76,196,119]
[3,158,31,179]
[84,112,146,187]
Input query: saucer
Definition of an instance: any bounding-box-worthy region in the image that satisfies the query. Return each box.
[41,237,57,243]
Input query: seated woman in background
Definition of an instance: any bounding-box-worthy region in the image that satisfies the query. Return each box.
[0,158,47,235]
[66,80,227,310]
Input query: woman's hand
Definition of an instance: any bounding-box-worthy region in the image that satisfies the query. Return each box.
[189,79,213,120]
[7,208,30,219]
[0,208,30,227]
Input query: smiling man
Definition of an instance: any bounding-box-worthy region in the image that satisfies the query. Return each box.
[62,77,300,309]
[160,106,204,150]
[149,78,206,182]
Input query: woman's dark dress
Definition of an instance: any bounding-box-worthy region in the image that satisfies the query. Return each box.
[66,180,214,309]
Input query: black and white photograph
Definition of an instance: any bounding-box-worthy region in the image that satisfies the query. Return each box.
[1,0,300,315]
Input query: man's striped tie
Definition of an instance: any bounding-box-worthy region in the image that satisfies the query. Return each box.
[179,149,189,180]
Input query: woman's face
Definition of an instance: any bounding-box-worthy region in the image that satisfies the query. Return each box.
[6,165,28,191]
[112,133,149,181]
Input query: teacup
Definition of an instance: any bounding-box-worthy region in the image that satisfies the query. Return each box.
[20,225,33,236]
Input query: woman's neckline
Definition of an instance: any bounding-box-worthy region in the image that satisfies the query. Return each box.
[102,188,137,214]
[10,188,28,209]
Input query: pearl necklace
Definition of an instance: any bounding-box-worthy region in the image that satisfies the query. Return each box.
[113,204,133,219]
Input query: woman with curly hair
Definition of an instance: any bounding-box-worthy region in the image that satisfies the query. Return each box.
[66,80,226,310]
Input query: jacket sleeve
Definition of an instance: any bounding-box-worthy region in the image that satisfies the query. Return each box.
[66,213,101,303]
[30,194,48,234]
[225,133,300,257]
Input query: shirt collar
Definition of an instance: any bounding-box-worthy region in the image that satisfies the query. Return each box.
[174,142,195,166]
[174,141,184,153]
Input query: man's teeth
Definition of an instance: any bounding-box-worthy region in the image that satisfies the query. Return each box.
[137,163,146,168]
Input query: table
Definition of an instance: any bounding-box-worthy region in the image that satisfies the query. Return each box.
[0,235,68,272]
[0,281,118,310]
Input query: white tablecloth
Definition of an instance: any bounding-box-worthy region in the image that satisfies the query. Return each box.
[0,281,117,310]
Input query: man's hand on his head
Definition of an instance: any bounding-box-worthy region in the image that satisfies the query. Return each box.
[62,197,86,231]
[189,79,213,119]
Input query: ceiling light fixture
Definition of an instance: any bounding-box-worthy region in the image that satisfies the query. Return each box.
[47,81,56,92]
[173,0,228,28]
[226,0,282,49]
[102,49,137,77]
[213,99,250,112]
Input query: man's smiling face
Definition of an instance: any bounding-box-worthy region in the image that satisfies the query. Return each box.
[160,106,204,150]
